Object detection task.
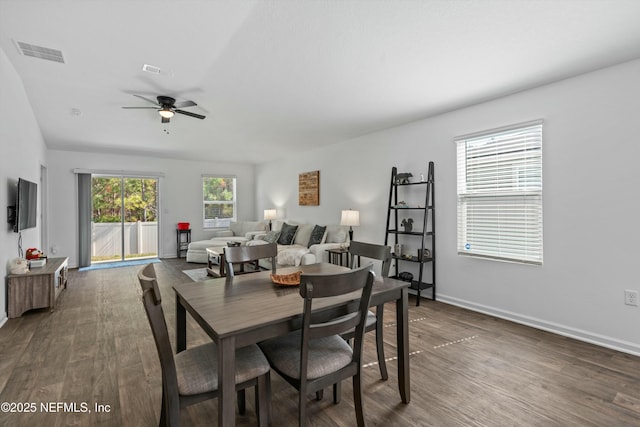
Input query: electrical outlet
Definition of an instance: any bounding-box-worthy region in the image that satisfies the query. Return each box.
[624,289,638,306]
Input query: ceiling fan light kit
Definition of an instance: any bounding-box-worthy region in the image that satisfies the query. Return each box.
[158,108,174,119]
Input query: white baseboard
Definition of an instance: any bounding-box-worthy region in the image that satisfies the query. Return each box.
[0,313,7,329]
[436,294,640,357]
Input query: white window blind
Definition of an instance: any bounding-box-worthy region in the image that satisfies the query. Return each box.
[456,120,543,265]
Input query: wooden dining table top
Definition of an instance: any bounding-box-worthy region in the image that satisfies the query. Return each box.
[173,263,400,339]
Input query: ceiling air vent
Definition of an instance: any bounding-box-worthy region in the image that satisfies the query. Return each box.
[142,64,161,74]
[15,41,65,63]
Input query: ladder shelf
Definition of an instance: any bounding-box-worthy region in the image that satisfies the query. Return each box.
[384,162,435,306]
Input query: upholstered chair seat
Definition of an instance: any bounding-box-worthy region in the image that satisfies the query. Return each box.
[174,342,271,396]
[258,331,352,380]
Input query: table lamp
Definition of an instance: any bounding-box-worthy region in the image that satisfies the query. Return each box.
[264,209,277,230]
[340,209,360,241]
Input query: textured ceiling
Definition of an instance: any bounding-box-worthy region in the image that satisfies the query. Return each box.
[2,0,640,164]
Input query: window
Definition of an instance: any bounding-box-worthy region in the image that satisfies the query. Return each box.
[203,175,236,228]
[456,120,543,265]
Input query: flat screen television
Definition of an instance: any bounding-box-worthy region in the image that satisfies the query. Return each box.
[13,178,38,232]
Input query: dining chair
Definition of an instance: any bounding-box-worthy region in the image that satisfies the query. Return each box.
[258,265,375,427]
[224,242,277,280]
[137,263,272,427]
[346,240,392,381]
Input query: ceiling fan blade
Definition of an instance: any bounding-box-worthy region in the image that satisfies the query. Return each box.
[175,109,206,120]
[133,94,160,106]
[122,106,158,109]
[173,100,197,108]
[161,116,170,124]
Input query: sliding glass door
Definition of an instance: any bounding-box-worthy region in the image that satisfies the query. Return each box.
[91,175,158,263]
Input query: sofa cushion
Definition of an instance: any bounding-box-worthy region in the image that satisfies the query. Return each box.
[229,220,268,239]
[262,230,280,243]
[278,223,298,245]
[188,236,248,253]
[293,224,314,246]
[212,230,234,238]
[272,219,303,232]
[307,225,327,247]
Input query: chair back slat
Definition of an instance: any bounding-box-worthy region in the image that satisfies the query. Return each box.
[349,241,391,277]
[300,266,374,341]
[308,312,360,340]
[139,263,162,304]
[224,242,277,279]
[137,264,179,406]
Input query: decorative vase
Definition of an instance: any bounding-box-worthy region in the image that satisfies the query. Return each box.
[394,244,403,257]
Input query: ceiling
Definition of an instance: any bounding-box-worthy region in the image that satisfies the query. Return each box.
[2,0,640,164]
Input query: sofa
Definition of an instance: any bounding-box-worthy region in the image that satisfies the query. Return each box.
[247,220,350,268]
[185,220,268,263]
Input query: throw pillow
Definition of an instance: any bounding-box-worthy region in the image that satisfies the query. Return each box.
[277,223,299,245]
[307,225,327,247]
[327,228,347,243]
[262,230,280,244]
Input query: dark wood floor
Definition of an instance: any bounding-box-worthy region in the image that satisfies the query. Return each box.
[1,258,639,426]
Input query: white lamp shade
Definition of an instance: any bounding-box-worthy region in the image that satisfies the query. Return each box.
[340,209,360,227]
[264,209,277,220]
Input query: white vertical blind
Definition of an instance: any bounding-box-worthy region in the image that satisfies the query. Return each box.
[456,120,543,265]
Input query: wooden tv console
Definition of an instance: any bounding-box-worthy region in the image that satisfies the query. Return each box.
[7,257,68,318]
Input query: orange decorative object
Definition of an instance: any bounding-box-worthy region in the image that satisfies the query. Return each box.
[25,248,44,260]
[270,271,302,286]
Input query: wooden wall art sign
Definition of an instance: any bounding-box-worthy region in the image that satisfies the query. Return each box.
[299,170,320,206]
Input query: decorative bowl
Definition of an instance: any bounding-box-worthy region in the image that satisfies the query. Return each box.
[270,271,302,286]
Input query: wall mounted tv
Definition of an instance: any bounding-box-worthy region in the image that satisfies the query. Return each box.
[12,178,38,232]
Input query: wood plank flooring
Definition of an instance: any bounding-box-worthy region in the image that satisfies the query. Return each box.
[1,258,639,426]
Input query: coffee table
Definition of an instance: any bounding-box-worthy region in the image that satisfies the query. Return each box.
[205,246,225,277]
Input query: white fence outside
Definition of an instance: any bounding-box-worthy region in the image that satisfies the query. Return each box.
[92,221,158,260]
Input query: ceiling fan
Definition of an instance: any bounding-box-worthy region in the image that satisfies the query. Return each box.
[122,94,206,123]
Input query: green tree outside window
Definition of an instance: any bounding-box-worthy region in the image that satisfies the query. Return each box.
[203,176,236,227]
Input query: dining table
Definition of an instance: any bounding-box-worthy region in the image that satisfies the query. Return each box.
[173,262,410,427]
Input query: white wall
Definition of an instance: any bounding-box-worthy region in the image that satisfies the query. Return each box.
[46,150,256,267]
[0,47,47,325]
[256,59,640,355]
[5,36,639,355]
